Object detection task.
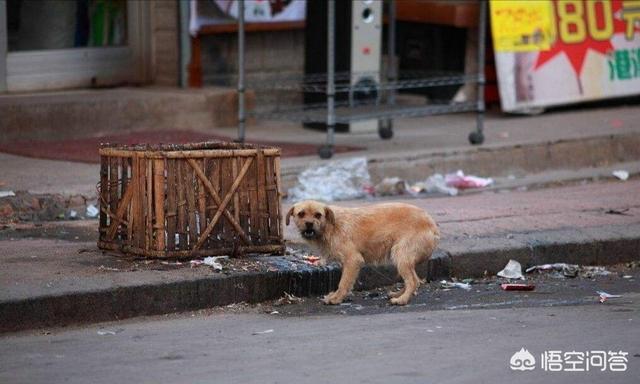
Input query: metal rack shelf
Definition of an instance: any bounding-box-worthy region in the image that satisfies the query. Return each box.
[233,0,487,158]
[245,71,479,93]
[252,101,478,124]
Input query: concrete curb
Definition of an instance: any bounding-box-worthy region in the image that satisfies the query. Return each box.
[1,223,639,333]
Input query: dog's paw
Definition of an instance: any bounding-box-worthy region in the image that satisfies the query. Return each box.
[387,289,404,299]
[390,297,410,306]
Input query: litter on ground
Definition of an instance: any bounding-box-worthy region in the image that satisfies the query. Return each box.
[444,170,494,189]
[201,256,229,271]
[288,160,495,201]
[288,157,371,202]
[252,329,274,335]
[526,263,611,278]
[596,291,622,303]
[501,283,535,291]
[612,170,629,181]
[497,259,525,280]
[160,261,183,266]
[302,255,321,265]
[526,263,578,277]
[86,204,99,218]
[374,177,408,196]
[440,280,472,291]
[605,208,630,215]
[274,292,302,306]
[410,174,458,196]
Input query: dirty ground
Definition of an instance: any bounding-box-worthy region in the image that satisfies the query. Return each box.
[188,262,640,318]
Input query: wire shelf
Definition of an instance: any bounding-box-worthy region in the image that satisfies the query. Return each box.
[230,0,488,158]
[229,70,479,93]
[251,101,478,124]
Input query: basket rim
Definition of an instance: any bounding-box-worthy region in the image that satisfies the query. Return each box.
[98,140,279,153]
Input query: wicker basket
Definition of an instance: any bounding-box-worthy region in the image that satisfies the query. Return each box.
[97,142,284,258]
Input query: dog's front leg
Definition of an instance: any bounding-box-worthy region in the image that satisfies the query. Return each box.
[323,253,364,305]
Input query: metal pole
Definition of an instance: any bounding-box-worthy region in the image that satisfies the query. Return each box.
[387,0,396,107]
[178,0,191,88]
[324,0,336,154]
[237,0,246,142]
[0,1,7,92]
[475,0,487,141]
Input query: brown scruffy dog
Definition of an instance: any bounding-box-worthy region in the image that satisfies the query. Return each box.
[286,200,440,305]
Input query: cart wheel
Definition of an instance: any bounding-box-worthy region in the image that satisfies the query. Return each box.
[468,131,484,145]
[318,145,334,159]
[378,119,394,140]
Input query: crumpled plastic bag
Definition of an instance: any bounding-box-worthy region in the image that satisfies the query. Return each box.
[288,157,371,202]
[445,170,493,189]
[497,259,525,280]
[409,174,458,196]
[85,204,99,218]
[612,170,629,181]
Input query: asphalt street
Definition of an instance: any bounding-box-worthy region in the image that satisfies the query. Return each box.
[1,269,638,384]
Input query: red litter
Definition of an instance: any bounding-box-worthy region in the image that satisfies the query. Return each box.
[302,255,321,266]
[501,283,535,291]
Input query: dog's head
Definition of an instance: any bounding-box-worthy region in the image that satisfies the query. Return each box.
[285,200,335,240]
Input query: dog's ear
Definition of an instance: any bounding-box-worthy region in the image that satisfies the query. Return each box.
[285,206,295,226]
[324,206,335,225]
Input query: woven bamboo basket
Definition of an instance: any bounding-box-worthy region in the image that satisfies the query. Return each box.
[97,141,284,258]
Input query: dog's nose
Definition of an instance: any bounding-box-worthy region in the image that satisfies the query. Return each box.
[305,222,314,229]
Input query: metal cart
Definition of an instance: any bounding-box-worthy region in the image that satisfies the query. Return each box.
[235,0,487,159]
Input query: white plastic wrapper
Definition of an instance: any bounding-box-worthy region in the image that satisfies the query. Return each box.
[497,259,525,280]
[409,174,458,196]
[612,170,629,181]
[288,157,371,202]
[85,204,99,218]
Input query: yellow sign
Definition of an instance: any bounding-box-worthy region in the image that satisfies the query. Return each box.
[490,0,554,52]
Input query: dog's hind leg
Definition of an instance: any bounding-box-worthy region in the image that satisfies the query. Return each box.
[389,269,423,298]
[390,260,417,305]
[412,270,426,293]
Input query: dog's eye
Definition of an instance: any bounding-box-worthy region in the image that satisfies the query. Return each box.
[314,213,322,219]
[297,211,305,218]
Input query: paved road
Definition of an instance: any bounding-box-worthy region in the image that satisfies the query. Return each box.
[2,271,639,384]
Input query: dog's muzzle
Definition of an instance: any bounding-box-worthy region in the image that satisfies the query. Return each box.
[301,228,317,239]
[301,222,317,239]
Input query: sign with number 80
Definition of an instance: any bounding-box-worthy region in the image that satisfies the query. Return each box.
[552,0,614,43]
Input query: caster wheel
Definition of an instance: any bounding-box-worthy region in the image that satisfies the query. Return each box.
[378,120,394,139]
[469,131,484,145]
[318,145,334,159]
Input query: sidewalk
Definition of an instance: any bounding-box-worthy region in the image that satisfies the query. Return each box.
[2,103,640,197]
[1,179,639,332]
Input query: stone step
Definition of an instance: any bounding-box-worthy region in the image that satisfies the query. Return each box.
[0,87,247,142]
